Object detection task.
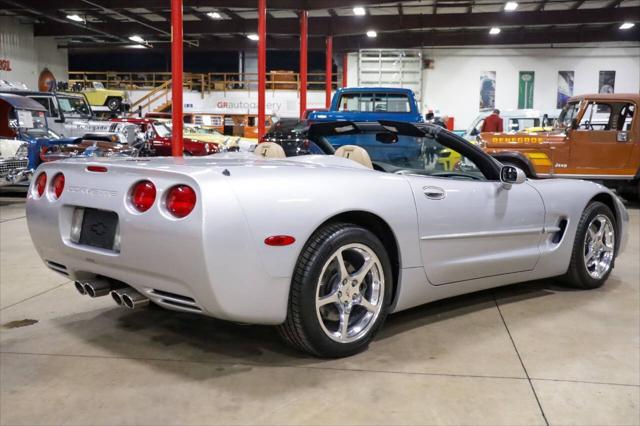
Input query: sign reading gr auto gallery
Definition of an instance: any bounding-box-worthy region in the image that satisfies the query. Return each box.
[0,59,12,71]
[215,99,283,113]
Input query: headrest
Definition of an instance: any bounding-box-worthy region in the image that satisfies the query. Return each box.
[334,145,373,169]
[254,142,286,159]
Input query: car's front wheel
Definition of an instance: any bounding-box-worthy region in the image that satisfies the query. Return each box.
[278,223,392,357]
[561,201,617,289]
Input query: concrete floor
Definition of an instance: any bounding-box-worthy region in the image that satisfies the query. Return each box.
[1,193,638,426]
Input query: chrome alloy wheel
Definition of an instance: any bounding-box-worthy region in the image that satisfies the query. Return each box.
[583,214,615,280]
[315,243,385,343]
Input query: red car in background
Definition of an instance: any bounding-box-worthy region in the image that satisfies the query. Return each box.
[111,118,218,156]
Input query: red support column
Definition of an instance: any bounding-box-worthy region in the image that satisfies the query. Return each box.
[258,0,267,139]
[342,52,348,88]
[299,10,308,119]
[325,36,333,108]
[170,0,183,157]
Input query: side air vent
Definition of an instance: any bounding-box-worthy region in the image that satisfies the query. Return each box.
[551,219,568,244]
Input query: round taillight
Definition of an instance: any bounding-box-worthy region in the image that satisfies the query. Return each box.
[51,173,65,199]
[35,172,47,198]
[130,180,156,212]
[166,185,196,218]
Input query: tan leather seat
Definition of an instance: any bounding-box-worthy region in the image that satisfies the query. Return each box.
[335,145,373,169]
[254,142,286,159]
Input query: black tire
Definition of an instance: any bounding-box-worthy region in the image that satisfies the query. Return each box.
[278,222,393,358]
[560,201,617,289]
[106,97,121,111]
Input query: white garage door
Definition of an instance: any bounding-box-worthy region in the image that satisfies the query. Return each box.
[357,49,423,103]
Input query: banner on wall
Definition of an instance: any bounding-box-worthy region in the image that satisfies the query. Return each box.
[556,71,574,109]
[598,70,615,94]
[518,71,535,109]
[479,71,496,111]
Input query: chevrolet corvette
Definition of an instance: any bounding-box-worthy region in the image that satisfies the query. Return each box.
[26,121,628,357]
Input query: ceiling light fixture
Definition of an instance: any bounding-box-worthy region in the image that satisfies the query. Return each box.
[66,14,84,22]
[353,6,366,16]
[247,33,259,41]
[504,2,518,11]
[619,22,635,30]
[489,27,501,35]
[366,30,377,38]
[207,12,222,19]
[126,44,148,49]
[128,35,146,44]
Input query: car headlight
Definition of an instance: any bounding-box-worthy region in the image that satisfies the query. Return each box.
[15,143,29,159]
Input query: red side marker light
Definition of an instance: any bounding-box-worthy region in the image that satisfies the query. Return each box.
[264,235,296,246]
[87,165,108,173]
[51,173,65,199]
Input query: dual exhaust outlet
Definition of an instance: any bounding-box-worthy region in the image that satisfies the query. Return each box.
[74,279,149,310]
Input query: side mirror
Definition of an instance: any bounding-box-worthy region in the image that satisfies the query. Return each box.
[470,128,479,136]
[500,165,526,188]
[375,132,398,144]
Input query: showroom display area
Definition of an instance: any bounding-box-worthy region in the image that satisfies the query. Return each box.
[1,0,639,424]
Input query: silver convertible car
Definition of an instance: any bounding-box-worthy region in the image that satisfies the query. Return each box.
[26,121,628,358]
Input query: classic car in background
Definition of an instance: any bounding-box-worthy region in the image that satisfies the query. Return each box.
[0,93,71,184]
[182,124,257,152]
[480,93,639,196]
[78,81,131,112]
[0,139,28,187]
[307,88,423,123]
[437,109,560,171]
[111,118,219,156]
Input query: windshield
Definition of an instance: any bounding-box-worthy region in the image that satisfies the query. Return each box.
[321,133,485,180]
[558,101,580,128]
[154,122,171,138]
[9,109,47,137]
[58,96,92,118]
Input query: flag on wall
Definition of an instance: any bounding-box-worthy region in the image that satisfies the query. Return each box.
[518,71,535,109]
[556,71,574,109]
[479,71,496,111]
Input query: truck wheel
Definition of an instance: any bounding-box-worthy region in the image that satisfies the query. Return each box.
[278,222,392,358]
[560,201,616,289]
[106,97,122,111]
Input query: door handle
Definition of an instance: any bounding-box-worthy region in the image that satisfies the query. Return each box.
[423,186,446,200]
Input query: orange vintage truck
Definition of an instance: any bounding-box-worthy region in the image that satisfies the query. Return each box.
[480,93,639,195]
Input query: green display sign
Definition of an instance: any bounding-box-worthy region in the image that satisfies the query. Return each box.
[518,71,535,109]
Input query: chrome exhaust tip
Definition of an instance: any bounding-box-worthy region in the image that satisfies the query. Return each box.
[74,281,87,295]
[83,278,113,298]
[121,289,150,310]
[110,290,123,306]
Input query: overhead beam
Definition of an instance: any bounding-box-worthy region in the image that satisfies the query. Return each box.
[35,7,640,37]
[63,25,640,51]
[15,0,399,11]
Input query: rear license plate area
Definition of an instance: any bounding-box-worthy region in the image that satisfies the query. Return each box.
[78,208,119,251]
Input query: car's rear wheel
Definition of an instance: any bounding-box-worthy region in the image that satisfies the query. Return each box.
[561,201,616,289]
[106,97,121,111]
[278,223,392,357]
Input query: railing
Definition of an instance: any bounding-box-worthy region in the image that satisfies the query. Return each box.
[68,71,342,94]
[130,79,172,113]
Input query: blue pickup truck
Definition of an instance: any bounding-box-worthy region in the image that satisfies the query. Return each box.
[307,87,423,162]
[307,87,422,123]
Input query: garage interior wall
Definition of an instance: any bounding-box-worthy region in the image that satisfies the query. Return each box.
[0,17,69,90]
[420,43,640,129]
